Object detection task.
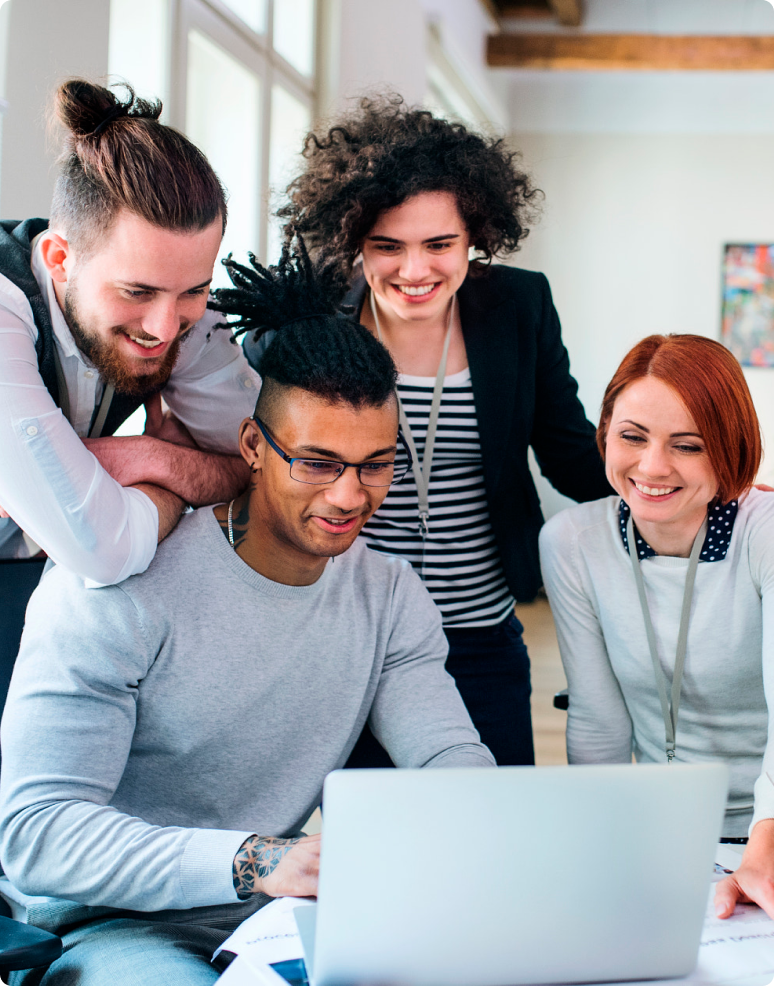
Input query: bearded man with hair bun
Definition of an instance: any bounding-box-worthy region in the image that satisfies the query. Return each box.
[0,78,260,659]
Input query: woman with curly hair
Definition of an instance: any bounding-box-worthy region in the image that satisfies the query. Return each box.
[247,96,611,767]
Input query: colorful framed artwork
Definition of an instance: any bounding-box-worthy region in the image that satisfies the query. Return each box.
[721,244,774,367]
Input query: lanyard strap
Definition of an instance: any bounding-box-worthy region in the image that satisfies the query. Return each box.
[51,341,116,438]
[370,290,455,537]
[627,513,707,762]
[88,381,115,439]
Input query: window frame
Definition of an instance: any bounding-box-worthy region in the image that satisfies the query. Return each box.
[169,0,316,262]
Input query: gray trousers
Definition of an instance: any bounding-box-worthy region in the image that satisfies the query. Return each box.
[9,916,232,986]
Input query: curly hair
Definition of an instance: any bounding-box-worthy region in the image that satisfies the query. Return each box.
[277,95,541,275]
[208,238,397,411]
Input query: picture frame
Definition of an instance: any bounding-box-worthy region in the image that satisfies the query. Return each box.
[721,244,774,367]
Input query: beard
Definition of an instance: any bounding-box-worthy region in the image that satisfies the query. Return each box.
[63,284,184,398]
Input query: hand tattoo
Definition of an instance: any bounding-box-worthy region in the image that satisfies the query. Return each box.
[233,835,301,897]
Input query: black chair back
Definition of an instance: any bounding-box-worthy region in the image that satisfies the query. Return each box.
[0,558,46,749]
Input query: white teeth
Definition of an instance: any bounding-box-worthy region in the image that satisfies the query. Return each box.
[128,335,161,349]
[634,482,677,496]
[397,284,435,296]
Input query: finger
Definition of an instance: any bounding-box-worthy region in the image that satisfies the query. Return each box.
[0,506,9,519]
[715,877,742,918]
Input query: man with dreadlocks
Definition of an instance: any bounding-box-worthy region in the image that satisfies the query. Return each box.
[0,243,494,986]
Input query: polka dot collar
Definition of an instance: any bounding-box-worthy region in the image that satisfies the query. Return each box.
[618,499,738,562]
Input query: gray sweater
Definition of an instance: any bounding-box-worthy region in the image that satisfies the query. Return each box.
[0,507,493,917]
[539,491,774,838]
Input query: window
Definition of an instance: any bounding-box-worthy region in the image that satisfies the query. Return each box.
[180,0,316,275]
[110,0,317,279]
[186,29,262,281]
[109,0,170,110]
[107,0,316,435]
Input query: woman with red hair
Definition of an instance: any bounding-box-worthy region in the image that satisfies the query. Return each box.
[539,333,774,919]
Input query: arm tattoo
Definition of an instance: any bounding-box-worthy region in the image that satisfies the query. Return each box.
[233,834,301,897]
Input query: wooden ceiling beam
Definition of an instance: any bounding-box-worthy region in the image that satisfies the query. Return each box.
[494,0,554,19]
[487,33,774,70]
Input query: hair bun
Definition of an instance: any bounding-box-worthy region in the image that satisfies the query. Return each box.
[55,78,162,140]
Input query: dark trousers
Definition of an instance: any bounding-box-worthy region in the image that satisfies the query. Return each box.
[345,613,535,768]
[0,557,45,674]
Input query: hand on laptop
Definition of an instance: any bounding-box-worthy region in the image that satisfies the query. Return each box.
[715,819,774,919]
[233,833,321,899]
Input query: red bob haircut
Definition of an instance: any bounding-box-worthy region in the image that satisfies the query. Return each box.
[597,334,761,504]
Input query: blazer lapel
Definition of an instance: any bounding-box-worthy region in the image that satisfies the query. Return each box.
[458,270,519,498]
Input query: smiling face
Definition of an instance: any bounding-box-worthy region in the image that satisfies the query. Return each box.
[43,209,222,396]
[360,190,471,325]
[605,376,719,538]
[241,389,399,579]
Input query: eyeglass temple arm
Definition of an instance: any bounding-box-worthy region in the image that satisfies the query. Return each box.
[397,428,413,467]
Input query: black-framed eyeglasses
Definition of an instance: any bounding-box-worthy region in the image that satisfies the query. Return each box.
[253,415,412,488]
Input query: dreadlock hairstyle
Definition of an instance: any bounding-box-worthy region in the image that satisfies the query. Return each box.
[209,238,397,416]
[50,79,227,254]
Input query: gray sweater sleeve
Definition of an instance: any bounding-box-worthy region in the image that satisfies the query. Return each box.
[368,565,495,769]
[539,511,634,764]
[0,572,250,911]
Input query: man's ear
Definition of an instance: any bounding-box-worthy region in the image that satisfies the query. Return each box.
[238,418,264,472]
[39,233,72,284]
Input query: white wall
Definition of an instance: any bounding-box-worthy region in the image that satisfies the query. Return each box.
[508,124,774,513]
[0,0,109,218]
[495,0,774,510]
[320,0,506,126]
[319,0,427,116]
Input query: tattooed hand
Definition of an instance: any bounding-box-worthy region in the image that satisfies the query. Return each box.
[233,833,321,898]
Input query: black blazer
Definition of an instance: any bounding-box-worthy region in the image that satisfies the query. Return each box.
[243,264,611,602]
[456,264,611,600]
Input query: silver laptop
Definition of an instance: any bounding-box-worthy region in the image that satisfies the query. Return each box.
[295,763,728,986]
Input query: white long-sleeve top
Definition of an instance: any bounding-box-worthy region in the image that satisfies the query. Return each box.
[539,489,774,838]
[0,240,260,584]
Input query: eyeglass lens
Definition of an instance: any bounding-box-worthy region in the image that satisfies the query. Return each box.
[289,459,408,487]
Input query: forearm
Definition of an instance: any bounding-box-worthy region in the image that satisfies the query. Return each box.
[133,484,186,542]
[0,324,157,581]
[1,798,249,910]
[744,818,774,863]
[86,436,250,507]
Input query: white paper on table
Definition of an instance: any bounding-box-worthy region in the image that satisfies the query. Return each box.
[691,889,774,982]
[214,896,314,966]
[215,879,774,986]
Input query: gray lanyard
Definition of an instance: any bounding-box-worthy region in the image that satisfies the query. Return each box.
[370,290,455,537]
[627,513,707,762]
[52,341,115,439]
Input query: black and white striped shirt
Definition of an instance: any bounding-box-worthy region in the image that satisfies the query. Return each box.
[360,367,516,628]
